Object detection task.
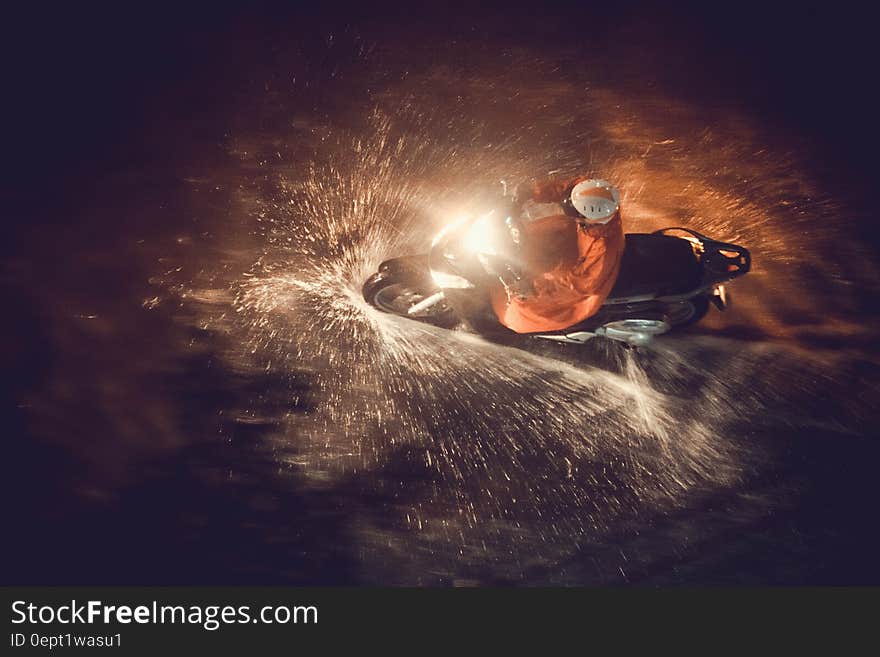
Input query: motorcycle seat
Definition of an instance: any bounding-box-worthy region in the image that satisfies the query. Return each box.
[608,233,703,300]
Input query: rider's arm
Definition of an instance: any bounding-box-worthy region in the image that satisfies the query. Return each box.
[477,214,532,301]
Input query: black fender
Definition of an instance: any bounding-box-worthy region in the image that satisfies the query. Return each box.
[376,254,432,280]
[362,254,435,304]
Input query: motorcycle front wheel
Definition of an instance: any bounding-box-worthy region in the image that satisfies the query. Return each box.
[362,271,459,328]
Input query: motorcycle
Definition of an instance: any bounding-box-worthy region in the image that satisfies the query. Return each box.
[362,187,750,346]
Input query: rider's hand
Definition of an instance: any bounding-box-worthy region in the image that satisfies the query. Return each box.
[482,255,533,302]
[500,268,534,303]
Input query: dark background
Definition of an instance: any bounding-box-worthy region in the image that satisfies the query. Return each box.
[4,1,878,202]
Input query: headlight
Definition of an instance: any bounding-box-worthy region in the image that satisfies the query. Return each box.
[463,212,498,255]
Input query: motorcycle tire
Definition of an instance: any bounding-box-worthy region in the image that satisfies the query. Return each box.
[665,296,710,328]
[362,271,459,328]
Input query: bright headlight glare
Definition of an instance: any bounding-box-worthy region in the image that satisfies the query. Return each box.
[463,213,497,255]
[431,215,469,248]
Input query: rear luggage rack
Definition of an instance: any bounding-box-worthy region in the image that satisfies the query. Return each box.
[654,227,751,284]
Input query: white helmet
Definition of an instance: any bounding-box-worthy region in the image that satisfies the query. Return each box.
[569,179,620,224]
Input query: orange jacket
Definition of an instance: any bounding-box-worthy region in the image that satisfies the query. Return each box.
[489,177,625,333]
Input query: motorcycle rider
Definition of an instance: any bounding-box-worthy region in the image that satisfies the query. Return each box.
[489,177,626,333]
